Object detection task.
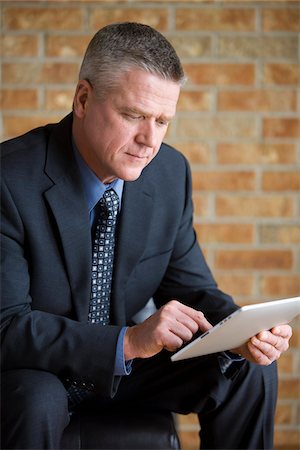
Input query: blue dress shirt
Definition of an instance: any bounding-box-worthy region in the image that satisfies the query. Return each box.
[73,144,131,376]
[73,142,242,377]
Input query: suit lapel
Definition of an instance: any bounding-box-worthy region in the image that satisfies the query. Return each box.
[43,115,92,321]
[111,176,155,325]
[42,114,156,325]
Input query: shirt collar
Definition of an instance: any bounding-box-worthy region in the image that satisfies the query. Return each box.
[72,140,124,213]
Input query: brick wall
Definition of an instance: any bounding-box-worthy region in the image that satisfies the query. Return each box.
[1,1,299,448]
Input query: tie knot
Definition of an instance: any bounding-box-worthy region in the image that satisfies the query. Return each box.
[99,189,119,219]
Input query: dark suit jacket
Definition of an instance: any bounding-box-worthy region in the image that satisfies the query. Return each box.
[1,114,238,397]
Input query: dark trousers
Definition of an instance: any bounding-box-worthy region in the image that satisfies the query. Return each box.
[1,352,278,449]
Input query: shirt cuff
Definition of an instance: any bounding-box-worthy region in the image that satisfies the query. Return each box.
[114,327,133,376]
[224,350,244,361]
[218,352,245,379]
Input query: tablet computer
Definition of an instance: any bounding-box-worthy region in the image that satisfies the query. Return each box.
[171,296,300,362]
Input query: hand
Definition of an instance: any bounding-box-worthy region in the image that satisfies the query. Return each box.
[232,324,292,365]
[124,300,212,360]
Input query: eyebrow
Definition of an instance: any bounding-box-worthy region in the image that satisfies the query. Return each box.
[120,106,174,122]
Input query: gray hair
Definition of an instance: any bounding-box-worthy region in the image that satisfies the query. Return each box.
[79,22,185,99]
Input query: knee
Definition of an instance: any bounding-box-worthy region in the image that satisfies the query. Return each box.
[237,360,278,399]
[247,360,278,384]
[2,369,68,422]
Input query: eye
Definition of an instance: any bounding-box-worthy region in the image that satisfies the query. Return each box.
[124,113,144,121]
[156,119,169,127]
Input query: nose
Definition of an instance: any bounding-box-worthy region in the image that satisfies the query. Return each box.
[135,121,157,148]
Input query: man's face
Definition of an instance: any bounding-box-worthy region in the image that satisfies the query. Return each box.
[72,70,180,184]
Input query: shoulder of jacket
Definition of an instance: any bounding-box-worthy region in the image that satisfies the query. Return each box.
[155,142,189,170]
[147,142,190,176]
[1,114,71,169]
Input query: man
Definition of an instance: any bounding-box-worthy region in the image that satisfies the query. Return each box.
[1,22,292,449]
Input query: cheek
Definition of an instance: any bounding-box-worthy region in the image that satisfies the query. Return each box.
[146,146,161,165]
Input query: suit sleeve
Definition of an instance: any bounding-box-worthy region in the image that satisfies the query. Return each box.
[153,154,239,326]
[1,177,121,397]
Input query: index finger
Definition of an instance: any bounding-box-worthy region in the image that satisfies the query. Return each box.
[176,302,213,332]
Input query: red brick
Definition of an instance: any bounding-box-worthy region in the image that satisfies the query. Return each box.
[275,429,300,449]
[264,63,300,85]
[41,63,79,84]
[46,35,91,57]
[0,35,38,57]
[195,223,254,244]
[296,407,300,432]
[217,143,296,165]
[169,36,212,58]
[278,378,300,399]
[179,143,211,164]
[260,225,300,244]
[215,250,293,270]
[184,64,255,86]
[216,195,294,217]
[45,89,74,111]
[90,8,168,31]
[177,430,199,450]
[192,171,255,191]
[3,115,61,139]
[178,117,256,139]
[178,91,212,112]
[1,89,39,110]
[201,248,210,263]
[177,413,198,426]
[176,8,255,31]
[262,172,300,191]
[219,36,298,59]
[263,8,300,32]
[261,275,300,298]
[215,274,254,296]
[290,329,300,349]
[277,352,294,374]
[3,63,79,84]
[3,7,83,31]
[263,118,300,138]
[218,90,296,112]
[192,194,210,218]
[275,403,293,425]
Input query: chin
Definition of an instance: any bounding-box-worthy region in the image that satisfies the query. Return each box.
[119,167,145,182]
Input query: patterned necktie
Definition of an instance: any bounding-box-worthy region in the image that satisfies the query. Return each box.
[67,189,119,410]
[88,188,119,325]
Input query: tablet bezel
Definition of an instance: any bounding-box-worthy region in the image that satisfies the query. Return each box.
[171,296,300,362]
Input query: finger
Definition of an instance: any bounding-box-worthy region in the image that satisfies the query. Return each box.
[174,310,202,335]
[194,311,213,332]
[271,324,293,339]
[176,302,212,331]
[247,341,274,366]
[163,332,185,352]
[256,330,289,353]
[250,336,281,362]
[164,300,213,333]
[169,320,195,343]
[160,302,199,335]
[257,330,280,346]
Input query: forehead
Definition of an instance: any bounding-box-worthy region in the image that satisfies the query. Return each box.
[110,70,180,119]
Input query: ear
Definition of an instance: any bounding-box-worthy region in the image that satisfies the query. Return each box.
[73,80,91,118]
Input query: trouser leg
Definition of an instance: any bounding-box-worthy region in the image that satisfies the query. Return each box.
[80,351,277,450]
[199,360,278,449]
[1,369,70,449]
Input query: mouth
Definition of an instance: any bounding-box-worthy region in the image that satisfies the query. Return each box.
[125,152,148,162]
